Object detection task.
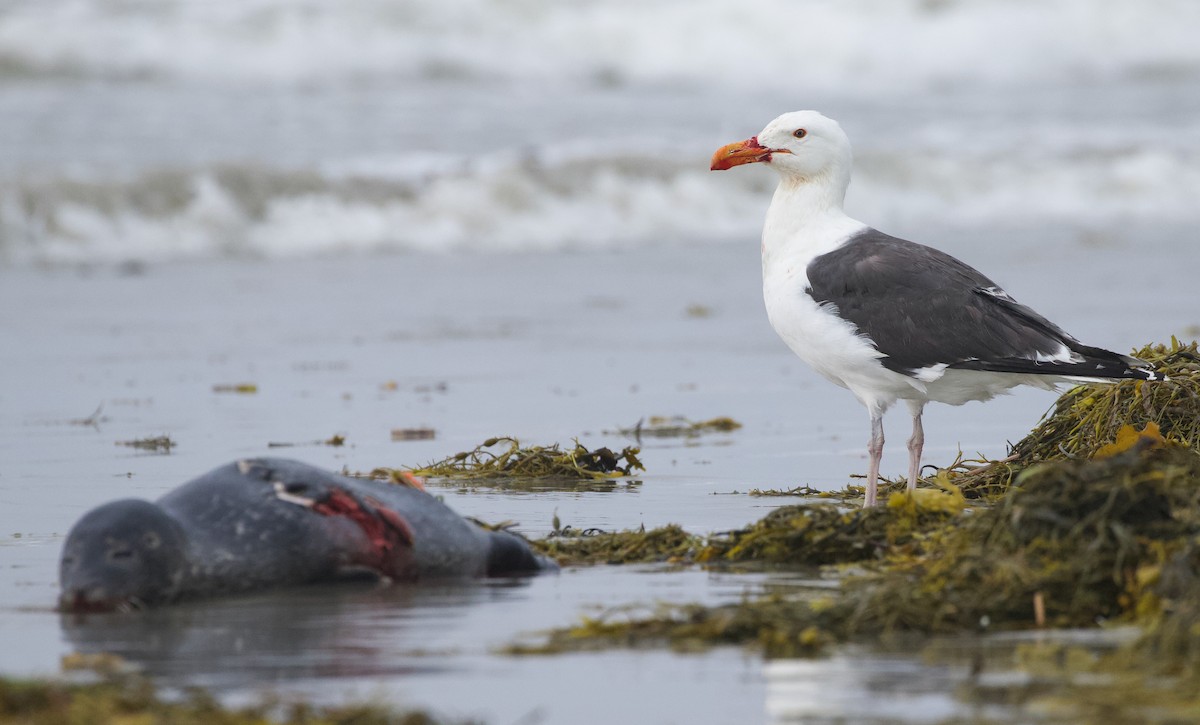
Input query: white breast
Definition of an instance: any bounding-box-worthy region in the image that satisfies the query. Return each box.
[761,207,927,414]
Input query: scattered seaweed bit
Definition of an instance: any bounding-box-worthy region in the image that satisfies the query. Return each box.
[392,427,436,441]
[533,525,702,566]
[747,485,824,497]
[267,434,347,449]
[351,469,641,494]
[747,452,1009,503]
[745,484,884,501]
[408,437,644,480]
[448,477,642,493]
[115,435,174,453]
[0,671,465,724]
[66,404,109,428]
[684,303,714,318]
[609,416,742,440]
[212,383,258,394]
[503,595,837,658]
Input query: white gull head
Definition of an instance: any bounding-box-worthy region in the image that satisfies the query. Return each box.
[712,110,864,255]
[711,110,853,203]
[756,111,853,183]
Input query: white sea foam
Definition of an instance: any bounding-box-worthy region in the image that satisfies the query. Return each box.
[3,0,1197,263]
[4,144,1197,264]
[2,0,1198,91]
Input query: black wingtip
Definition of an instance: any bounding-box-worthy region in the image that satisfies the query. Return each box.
[947,356,1167,381]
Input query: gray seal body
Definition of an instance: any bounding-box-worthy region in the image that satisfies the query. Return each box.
[59,458,552,611]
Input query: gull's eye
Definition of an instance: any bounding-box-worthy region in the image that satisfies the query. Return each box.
[793,128,807,139]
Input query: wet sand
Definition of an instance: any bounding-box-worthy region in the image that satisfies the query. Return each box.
[1,232,1196,723]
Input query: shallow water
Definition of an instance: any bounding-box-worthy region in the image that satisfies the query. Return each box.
[2,240,1197,722]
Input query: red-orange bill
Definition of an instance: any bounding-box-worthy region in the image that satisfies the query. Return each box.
[710,136,773,170]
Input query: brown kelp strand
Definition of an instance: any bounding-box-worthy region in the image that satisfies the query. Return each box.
[115,436,175,453]
[608,416,743,439]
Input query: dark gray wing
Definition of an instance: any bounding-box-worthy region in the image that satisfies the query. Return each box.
[805,229,1148,379]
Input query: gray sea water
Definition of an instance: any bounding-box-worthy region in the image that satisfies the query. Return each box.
[2,1,1199,722]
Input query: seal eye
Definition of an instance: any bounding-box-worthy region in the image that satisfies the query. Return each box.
[142,531,161,550]
[793,129,807,139]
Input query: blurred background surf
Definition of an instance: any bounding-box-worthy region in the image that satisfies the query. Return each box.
[1,0,1198,264]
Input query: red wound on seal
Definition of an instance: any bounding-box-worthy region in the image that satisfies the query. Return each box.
[312,488,415,578]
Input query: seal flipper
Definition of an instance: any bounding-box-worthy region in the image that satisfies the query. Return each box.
[485,530,558,576]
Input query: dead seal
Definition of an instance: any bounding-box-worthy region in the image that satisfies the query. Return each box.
[59,458,553,612]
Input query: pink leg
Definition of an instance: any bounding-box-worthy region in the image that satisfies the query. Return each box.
[864,414,884,508]
[907,403,925,491]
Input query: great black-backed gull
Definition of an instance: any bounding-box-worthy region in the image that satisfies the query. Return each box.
[711,111,1160,507]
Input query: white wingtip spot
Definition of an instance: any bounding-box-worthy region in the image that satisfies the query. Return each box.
[911,363,949,383]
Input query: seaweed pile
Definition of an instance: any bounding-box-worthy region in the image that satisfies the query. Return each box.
[531,487,963,568]
[535,525,701,566]
[410,436,643,480]
[0,669,459,725]
[954,339,1200,498]
[755,340,1200,503]
[514,341,1200,673]
[358,437,644,491]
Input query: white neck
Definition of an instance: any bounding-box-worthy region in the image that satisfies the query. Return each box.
[761,170,864,267]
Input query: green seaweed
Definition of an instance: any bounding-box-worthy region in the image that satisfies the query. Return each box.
[534,525,701,566]
[753,340,1199,504]
[517,442,1200,658]
[405,437,643,481]
[0,669,466,725]
[950,339,1200,498]
[512,343,1200,670]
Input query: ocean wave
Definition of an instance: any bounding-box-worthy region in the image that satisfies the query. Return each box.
[2,0,1198,90]
[3,145,1197,264]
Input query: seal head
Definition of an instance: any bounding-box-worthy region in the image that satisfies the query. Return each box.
[59,499,188,612]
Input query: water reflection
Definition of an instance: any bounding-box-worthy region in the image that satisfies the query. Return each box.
[60,578,535,688]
